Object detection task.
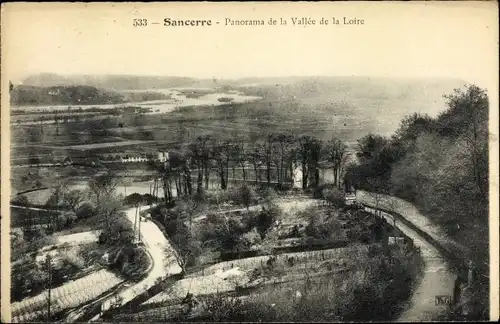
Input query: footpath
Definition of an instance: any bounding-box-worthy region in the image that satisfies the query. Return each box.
[358,191,458,322]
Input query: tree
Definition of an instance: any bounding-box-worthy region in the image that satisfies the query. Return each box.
[189,136,211,194]
[297,136,311,189]
[357,134,389,162]
[393,113,435,148]
[94,193,129,243]
[261,135,275,186]
[125,193,144,236]
[88,172,119,206]
[212,141,230,190]
[273,134,295,185]
[232,184,257,210]
[308,137,323,187]
[233,142,248,182]
[63,189,85,212]
[324,138,348,187]
[249,142,264,183]
[442,85,489,197]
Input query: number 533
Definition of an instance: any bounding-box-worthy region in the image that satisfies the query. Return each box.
[133,19,147,27]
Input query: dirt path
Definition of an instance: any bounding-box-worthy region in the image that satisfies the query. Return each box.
[359,191,458,321]
[89,205,182,321]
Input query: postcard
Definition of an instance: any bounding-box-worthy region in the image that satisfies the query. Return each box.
[1,1,498,322]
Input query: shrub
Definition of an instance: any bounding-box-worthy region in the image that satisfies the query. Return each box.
[206,190,232,206]
[120,247,151,279]
[194,187,207,203]
[76,203,96,219]
[199,294,247,321]
[304,210,343,242]
[56,211,78,229]
[254,204,280,239]
[230,184,258,209]
[313,183,336,199]
[236,228,262,251]
[323,187,345,208]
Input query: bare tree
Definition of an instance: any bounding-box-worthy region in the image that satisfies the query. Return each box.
[324,138,347,187]
[274,134,295,185]
[63,189,85,212]
[212,141,230,190]
[248,143,264,184]
[189,136,211,194]
[297,136,312,189]
[261,135,275,186]
[88,172,119,206]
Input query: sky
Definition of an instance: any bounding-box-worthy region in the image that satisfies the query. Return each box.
[2,2,498,89]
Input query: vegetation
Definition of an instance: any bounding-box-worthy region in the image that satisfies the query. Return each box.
[345,84,489,318]
[11,244,88,302]
[180,242,422,322]
[10,84,169,106]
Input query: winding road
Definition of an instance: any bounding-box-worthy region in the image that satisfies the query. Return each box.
[65,205,183,322]
[357,191,459,322]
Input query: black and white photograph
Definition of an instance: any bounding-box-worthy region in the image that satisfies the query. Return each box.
[1,2,498,322]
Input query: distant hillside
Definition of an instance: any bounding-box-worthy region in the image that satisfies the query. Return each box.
[10,84,170,106]
[21,73,216,90]
[21,73,465,95]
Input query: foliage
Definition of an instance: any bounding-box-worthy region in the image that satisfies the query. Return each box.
[253,202,281,239]
[11,254,85,302]
[199,294,248,321]
[346,84,489,317]
[191,243,423,322]
[76,203,96,219]
[230,184,258,209]
[323,186,346,208]
[302,206,343,242]
[10,84,139,106]
[112,245,152,279]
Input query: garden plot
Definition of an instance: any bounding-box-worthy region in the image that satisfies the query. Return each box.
[11,269,124,323]
[143,244,369,306]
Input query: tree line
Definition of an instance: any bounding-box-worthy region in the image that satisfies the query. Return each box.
[150,133,352,204]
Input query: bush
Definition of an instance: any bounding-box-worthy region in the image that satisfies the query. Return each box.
[194,187,207,203]
[56,211,78,229]
[206,190,232,206]
[236,228,262,251]
[199,294,247,321]
[119,247,151,279]
[304,208,343,242]
[230,184,258,209]
[76,203,96,219]
[258,187,278,205]
[323,187,345,208]
[313,183,336,199]
[254,203,280,239]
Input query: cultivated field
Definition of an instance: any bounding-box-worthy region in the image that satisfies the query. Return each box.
[11,269,124,323]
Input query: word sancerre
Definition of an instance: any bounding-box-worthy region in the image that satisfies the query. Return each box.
[164,18,212,26]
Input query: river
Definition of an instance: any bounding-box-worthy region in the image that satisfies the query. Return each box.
[11,89,262,114]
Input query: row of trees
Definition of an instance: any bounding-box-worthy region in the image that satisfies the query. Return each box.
[150,134,352,204]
